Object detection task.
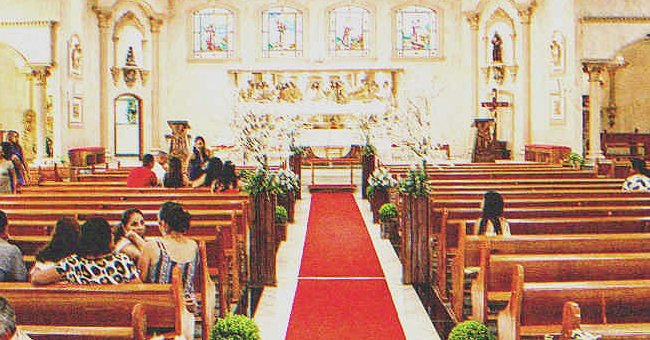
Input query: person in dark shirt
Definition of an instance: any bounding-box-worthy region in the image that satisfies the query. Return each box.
[126,154,158,187]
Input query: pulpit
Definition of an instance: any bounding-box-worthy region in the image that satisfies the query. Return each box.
[165,120,191,165]
[472,118,496,163]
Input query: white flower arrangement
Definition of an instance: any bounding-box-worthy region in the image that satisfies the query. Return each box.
[272,168,300,193]
[570,329,601,340]
[367,167,397,197]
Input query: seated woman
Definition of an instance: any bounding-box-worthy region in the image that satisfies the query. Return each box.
[622,158,650,192]
[30,217,140,285]
[217,160,238,192]
[138,202,199,311]
[163,156,186,188]
[0,142,17,194]
[31,217,80,274]
[113,208,147,262]
[188,136,210,182]
[474,191,511,236]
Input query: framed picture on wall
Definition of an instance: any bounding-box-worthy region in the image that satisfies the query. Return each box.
[69,96,83,127]
[550,93,565,124]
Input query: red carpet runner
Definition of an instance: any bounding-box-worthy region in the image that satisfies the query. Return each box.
[286,193,406,340]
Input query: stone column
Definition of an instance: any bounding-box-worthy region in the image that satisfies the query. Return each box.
[150,17,163,148]
[466,12,480,116]
[605,61,627,128]
[582,63,605,162]
[31,66,51,163]
[514,6,534,160]
[95,9,112,152]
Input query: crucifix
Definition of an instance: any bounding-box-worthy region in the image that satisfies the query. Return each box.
[480,88,510,142]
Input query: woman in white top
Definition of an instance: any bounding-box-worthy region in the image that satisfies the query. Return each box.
[113,208,147,262]
[474,191,511,236]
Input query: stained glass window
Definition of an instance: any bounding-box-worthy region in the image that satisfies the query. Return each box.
[395,6,438,58]
[192,8,235,59]
[329,6,370,57]
[262,6,303,58]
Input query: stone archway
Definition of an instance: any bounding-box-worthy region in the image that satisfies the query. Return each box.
[0,44,33,159]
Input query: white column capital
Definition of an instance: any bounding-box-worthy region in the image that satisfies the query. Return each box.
[465,12,480,31]
[150,16,163,33]
[517,6,535,25]
[94,7,112,30]
[31,66,52,86]
[582,62,606,83]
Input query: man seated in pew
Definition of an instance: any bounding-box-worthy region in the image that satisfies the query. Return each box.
[126,154,158,188]
[0,297,31,340]
[0,211,27,282]
[622,158,650,192]
[31,217,79,274]
[113,208,148,262]
[138,202,200,313]
[474,191,510,236]
[31,217,140,285]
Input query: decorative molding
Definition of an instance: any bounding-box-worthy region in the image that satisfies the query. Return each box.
[31,66,51,86]
[582,61,607,82]
[517,6,534,25]
[580,16,650,24]
[149,16,163,33]
[0,20,54,27]
[93,7,112,29]
[465,12,480,30]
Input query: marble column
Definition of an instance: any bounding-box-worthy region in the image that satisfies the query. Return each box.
[466,12,480,116]
[515,6,534,160]
[29,67,51,163]
[95,9,112,153]
[582,63,605,162]
[150,17,163,149]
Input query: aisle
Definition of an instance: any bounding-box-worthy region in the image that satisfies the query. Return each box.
[286,192,405,339]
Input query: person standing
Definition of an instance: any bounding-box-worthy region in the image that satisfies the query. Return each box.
[4,131,29,187]
[0,143,17,194]
[0,211,27,282]
[126,154,158,188]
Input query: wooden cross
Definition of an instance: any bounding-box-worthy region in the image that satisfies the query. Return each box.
[480,88,510,140]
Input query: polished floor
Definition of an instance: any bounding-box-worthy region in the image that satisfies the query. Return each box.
[254,168,441,339]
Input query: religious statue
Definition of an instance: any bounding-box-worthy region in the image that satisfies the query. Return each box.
[125,46,137,67]
[276,19,287,49]
[491,33,503,63]
[550,39,562,67]
[71,42,82,74]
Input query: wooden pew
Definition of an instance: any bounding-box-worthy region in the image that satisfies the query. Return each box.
[429,189,649,200]
[449,232,650,322]
[0,267,189,339]
[497,266,650,339]
[473,251,650,324]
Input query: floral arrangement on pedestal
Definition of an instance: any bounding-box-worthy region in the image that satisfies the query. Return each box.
[274,168,300,194]
[367,167,398,223]
[397,164,430,198]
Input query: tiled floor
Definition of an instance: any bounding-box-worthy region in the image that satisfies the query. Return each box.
[254,167,441,339]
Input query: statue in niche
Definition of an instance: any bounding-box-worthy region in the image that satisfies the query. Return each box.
[306,81,326,102]
[550,39,562,67]
[125,46,137,67]
[71,42,82,75]
[491,33,503,63]
[328,79,348,104]
[377,81,395,105]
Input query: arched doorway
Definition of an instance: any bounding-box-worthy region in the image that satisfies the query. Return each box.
[114,94,143,157]
[0,44,31,157]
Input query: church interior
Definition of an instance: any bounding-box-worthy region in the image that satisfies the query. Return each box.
[0,0,650,339]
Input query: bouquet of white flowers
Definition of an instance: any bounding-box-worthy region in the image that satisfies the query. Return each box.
[272,168,300,194]
[366,168,397,197]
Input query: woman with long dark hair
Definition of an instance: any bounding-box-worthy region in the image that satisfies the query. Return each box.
[188,136,210,181]
[164,156,186,188]
[113,208,147,261]
[475,191,510,236]
[32,217,80,271]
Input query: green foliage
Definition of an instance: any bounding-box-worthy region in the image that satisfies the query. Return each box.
[275,205,288,224]
[563,152,586,168]
[397,165,430,198]
[211,313,260,340]
[366,168,397,198]
[378,203,398,222]
[274,169,300,194]
[361,144,377,157]
[240,167,281,196]
[448,320,494,340]
[290,145,305,157]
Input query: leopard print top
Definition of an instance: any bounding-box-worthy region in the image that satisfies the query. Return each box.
[55,253,139,284]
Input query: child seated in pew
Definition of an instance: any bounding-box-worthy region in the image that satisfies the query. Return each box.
[113,208,148,262]
[622,158,650,192]
[31,217,79,274]
[31,217,140,285]
[138,202,200,313]
[0,211,27,282]
[474,191,511,236]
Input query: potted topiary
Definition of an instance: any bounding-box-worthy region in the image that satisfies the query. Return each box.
[211,313,260,340]
[378,203,398,244]
[275,205,289,244]
[448,320,494,340]
[367,168,398,223]
[563,152,586,169]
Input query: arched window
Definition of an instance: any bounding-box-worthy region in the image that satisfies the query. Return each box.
[328,6,370,57]
[395,6,438,58]
[262,6,303,58]
[192,7,235,59]
[114,94,142,157]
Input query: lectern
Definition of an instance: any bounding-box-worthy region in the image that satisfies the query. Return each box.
[472,117,496,163]
[165,120,191,165]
